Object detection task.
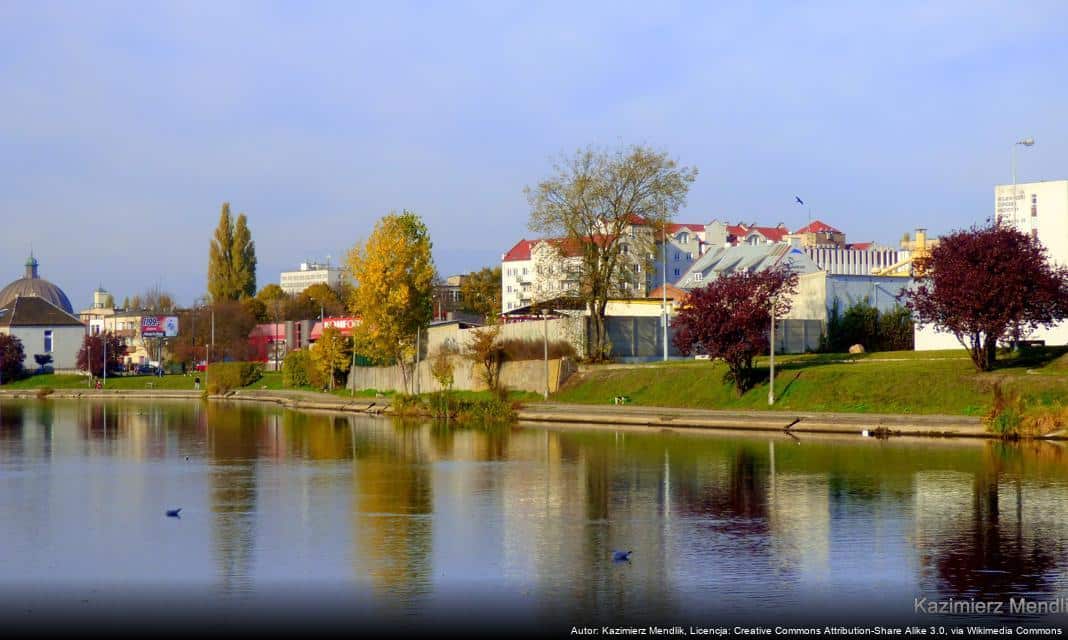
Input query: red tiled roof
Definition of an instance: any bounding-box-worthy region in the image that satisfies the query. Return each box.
[666,223,704,234]
[648,284,689,301]
[846,242,873,251]
[502,239,534,262]
[747,225,789,242]
[793,219,841,234]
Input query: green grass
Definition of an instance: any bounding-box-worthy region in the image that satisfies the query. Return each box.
[1,372,202,390]
[552,348,1068,416]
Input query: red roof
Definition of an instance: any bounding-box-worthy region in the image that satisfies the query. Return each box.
[666,223,704,234]
[846,242,873,251]
[793,219,841,235]
[502,239,534,262]
[747,225,788,242]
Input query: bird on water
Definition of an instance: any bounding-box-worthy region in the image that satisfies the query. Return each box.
[166,508,182,518]
[612,550,633,562]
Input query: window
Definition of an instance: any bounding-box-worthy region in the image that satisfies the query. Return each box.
[694,273,703,281]
[44,330,53,353]
[687,252,693,260]
[621,244,629,255]
[522,267,528,275]
[674,252,680,261]
[506,286,512,293]
[678,232,688,244]
[673,268,680,277]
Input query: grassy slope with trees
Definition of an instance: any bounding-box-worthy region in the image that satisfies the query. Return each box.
[552,348,1068,419]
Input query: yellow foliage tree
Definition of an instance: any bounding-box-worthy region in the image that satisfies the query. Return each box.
[309,326,352,391]
[347,211,436,393]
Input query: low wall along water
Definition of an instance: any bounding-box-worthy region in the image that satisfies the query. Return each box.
[346,355,577,394]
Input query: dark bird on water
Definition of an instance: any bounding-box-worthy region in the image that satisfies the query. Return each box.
[166,508,182,518]
[612,550,633,562]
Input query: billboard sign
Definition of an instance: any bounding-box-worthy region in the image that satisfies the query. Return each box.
[323,317,359,335]
[141,315,179,338]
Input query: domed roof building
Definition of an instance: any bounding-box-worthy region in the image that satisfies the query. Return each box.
[0,254,74,314]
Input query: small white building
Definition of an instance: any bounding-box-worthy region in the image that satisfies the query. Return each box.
[279,261,350,295]
[0,296,86,372]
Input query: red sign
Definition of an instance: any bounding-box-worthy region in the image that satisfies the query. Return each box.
[322,317,359,336]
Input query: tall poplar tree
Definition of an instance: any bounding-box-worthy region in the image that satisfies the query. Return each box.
[232,213,257,298]
[208,202,257,301]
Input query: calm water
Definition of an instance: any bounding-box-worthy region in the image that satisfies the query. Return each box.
[1,399,1067,632]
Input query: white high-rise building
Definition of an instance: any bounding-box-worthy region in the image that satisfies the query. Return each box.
[280,261,349,295]
[917,179,1068,349]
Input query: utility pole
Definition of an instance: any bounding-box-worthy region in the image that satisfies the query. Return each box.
[102,331,107,387]
[662,233,668,361]
[768,296,776,406]
[543,309,550,399]
[414,328,421,395]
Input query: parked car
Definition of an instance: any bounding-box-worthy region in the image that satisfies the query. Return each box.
[194,361,208,372]
[136,364,159,375]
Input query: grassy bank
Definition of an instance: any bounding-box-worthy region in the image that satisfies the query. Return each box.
[553,348,1068,430]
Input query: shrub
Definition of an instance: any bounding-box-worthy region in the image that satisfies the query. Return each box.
[496,338,577,362]
[35,387,54,399]
[282,350,312,388]
[824,300,914,353]
[206,361,263,394]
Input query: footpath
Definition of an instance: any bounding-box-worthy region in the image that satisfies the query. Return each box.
[0,388,1003,438]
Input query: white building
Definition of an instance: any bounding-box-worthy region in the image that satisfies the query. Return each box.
[279,261,349,295]
[917,179,1068,350]
[0,296,86,372]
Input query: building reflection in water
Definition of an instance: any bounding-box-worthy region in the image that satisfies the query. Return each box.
[2,399,1068,621]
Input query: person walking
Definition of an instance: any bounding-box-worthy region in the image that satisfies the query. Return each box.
[194,376,201,391]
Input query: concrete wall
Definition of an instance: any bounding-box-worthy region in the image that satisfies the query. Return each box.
[426,317,588,360]
[2,325,84,371]
[346,355,576,394]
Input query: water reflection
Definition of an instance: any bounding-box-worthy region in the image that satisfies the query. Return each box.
[0,398,1066,625]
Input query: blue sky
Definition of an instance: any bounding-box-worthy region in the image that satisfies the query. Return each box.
[2,1,1067,309]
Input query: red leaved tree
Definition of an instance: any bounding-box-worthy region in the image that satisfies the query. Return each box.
[0,334,25,384]
[672,266,798,394]
[77,333,127,377]
[903,222,1068,371]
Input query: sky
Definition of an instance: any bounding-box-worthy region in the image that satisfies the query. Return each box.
[2,1,1067,310]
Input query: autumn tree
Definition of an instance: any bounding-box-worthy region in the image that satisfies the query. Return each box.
[347,211,436,393]
[296,283,347,319]
[208,202,257,301]
[77,333,127,378]
[0,334,25,383]
[672,267,798,395]
[904,223,1068,371]
[465,325,503,392]
[309,326,352,391]
[430,344,457,418]
[460,266,503,322]
[129,285,175,312]
[527,145,697,361]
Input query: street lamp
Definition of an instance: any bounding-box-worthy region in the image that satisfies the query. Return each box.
[0,308,7,386]
[768,295,777,406]
[1011,138,1035,226]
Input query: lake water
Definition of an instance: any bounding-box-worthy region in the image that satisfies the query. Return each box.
[1,399,1066,634]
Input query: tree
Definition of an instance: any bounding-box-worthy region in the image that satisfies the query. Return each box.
[257,284,287,304]
[347,211,436,393]
[903,223,1068,371]
[430,344,456,419]
[232,213,257,298]
[672,267,798,395]
[298,283,347,319]
[130,285,175,312]
[465,325,503,392]
[0,334,25,384]
[309,326,352,391]
[527,145,697,361]
[460,266,503,322]
[77,333,127,378]
[208,202,257,301]
[33,353,53,372]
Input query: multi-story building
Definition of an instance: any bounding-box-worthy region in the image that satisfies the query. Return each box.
[918,179,1068,349]
[280,261,350,295]
[77,288,154,366]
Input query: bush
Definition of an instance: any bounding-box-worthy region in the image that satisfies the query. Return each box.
[824,299,914,353]
[496,338,577,362]
[282,350,312,387]
[206,361,263,394]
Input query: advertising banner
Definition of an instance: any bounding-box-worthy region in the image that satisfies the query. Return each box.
[141,315,179,338]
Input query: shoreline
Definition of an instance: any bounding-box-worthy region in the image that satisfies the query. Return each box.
[0,388,1038,440]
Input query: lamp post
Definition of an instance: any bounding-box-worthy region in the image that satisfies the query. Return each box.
[543,308,550,399]
[0,308,7,386]
[662,227,668,362]
[1011,138,1035,225]
[768,295,777,406]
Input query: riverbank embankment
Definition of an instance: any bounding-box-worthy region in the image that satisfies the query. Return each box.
[0,387,1013,438]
